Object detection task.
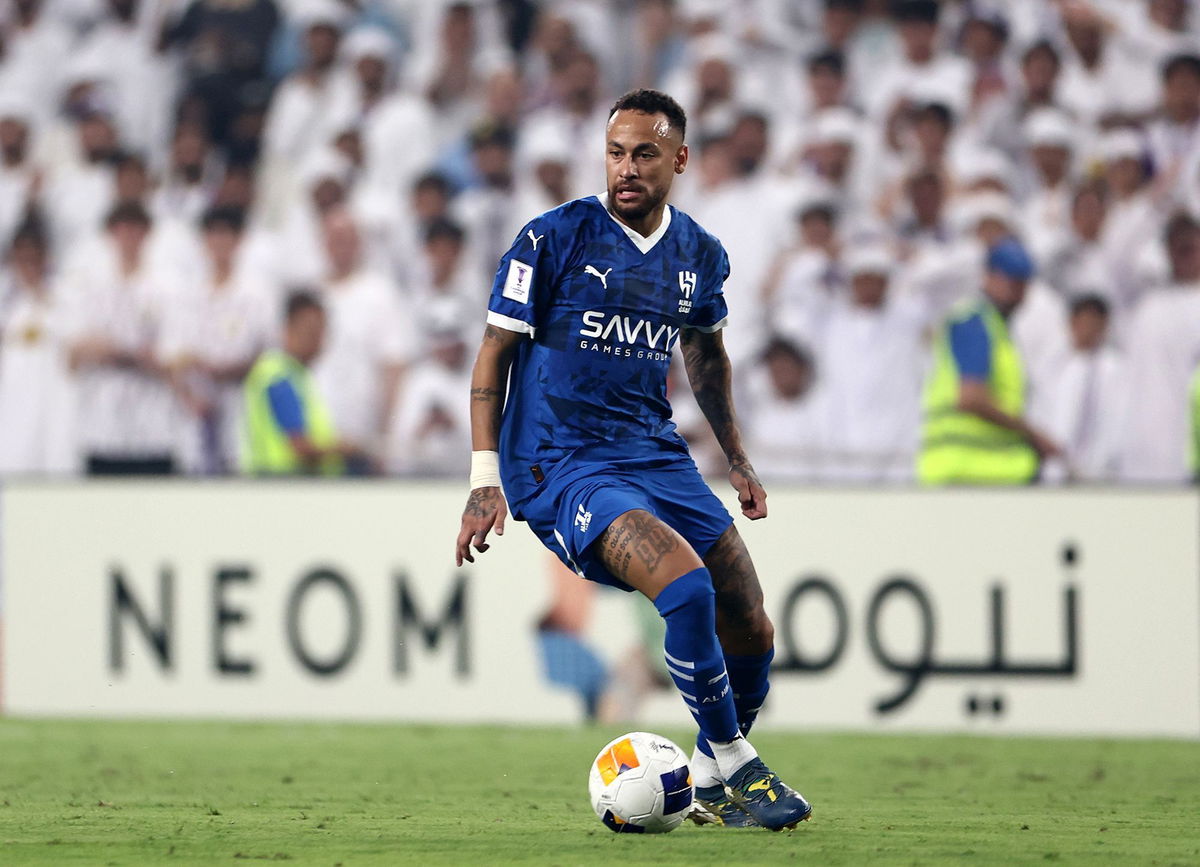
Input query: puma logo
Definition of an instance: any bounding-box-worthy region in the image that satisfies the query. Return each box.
[526,229,544,250]
[584,265,612,289]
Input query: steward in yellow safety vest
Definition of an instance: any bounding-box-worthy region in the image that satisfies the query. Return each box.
[918,238,1062,485]
[241,291,356,475]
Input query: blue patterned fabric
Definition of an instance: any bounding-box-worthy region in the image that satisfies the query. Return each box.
[486,195,730,516]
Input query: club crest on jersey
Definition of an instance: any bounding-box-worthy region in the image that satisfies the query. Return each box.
[678,270,697,313]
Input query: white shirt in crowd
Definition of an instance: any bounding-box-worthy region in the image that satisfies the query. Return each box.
[59,245,180,462]
[0,281,76,474]
[159,273,277,473]
[312,269,414,448]
[1039,345,1127,483]
[1119,282,1200,482]
[739,365,826,484]
[385,351,471,477]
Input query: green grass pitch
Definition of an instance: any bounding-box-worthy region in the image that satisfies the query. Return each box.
[0,720,1197,865]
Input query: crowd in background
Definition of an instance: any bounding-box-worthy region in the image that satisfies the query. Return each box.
[1,0,1199,483]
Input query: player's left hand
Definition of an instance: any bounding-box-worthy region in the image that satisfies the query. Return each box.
[729,461,767,520]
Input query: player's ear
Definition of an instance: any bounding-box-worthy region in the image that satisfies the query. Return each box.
[674,143,688,175]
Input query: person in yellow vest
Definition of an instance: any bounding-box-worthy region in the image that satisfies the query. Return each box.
[918,238,1061,484]
[241,291,362,475]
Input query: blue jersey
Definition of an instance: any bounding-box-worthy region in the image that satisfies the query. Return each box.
[486,194,730,514]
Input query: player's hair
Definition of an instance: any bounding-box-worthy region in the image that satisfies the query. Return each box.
[1162,53,1200,82]
[285,289,324,322]
[608,89,688,140]
[1069,293,1110,319]
[200,204,246,234]
[825,0,865,11]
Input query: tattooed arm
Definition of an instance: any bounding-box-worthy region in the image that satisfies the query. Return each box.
[456,324,525,565]
[680,328,768,520]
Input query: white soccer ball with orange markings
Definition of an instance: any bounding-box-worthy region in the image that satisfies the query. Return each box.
[588,732,693,833]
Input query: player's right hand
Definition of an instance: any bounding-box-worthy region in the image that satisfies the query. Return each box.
[455,486,508,566]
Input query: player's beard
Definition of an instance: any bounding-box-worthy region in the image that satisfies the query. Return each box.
[609,182,667,224]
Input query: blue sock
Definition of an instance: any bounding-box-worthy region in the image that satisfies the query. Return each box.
[726,648,773,737]
[653,567,739,745]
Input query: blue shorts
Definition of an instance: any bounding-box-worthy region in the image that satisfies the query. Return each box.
[517,440,733,592]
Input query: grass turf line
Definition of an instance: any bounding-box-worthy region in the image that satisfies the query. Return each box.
[0,720,1197,865]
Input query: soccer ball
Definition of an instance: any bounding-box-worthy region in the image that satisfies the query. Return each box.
[588,732,693,833]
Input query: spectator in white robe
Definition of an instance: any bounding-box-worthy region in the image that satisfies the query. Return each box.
[1145,53,1200,201]
[71,0,176,162]
[521,49,610,202]
[1018,108,1077,267]
[61,201,180,474]
[1120,212,1200,482]
[42,108,120,252]
[509,120,572,239]
[409,0,508,148]
[1040,295,1127,483]
[452,122,519,282]
[149,123,219,225]
[765,200,842,343]
[259,0,355,225]
[0,98,40,250]
[338,26,438,208]
[739,336,825,483]
[385,316,471,477]
[860,0,970,122]
[976,39,1068,163]
[1099,128,1165,311]
[0,221,75,474]
[409,217,485,343]
[0,0,74,132]
[791,244,929,483]
[1056,1,1158,127]
[312,206,413,457]
[1042,181,1122,308]
[160,206,276,474]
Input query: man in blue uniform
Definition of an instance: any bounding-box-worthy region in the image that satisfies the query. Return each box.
[454,89,811,830]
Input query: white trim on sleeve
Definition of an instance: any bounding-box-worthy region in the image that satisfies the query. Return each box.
[687,317,728,333]
[487,310,536,335]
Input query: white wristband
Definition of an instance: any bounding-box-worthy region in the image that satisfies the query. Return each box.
[469,450,501,490]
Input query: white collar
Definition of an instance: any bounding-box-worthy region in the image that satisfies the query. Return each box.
[595,192,671,254]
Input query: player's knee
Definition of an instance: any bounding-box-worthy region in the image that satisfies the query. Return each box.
[652,566,714,618]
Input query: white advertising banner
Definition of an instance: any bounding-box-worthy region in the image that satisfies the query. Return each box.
[2,483,1198,737]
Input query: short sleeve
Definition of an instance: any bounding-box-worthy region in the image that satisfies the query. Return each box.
[485,217,561,336]
[686,244,730,332]
[266,378,306,435]
[948,314,991,380]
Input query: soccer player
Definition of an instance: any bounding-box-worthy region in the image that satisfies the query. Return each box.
[454,89,812,830]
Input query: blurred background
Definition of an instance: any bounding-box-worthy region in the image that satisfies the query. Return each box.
[0,0,1198,485]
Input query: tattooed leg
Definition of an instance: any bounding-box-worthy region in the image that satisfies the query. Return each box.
[594,509,703,601]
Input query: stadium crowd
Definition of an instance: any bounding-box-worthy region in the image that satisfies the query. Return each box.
[0,0,1199,483]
